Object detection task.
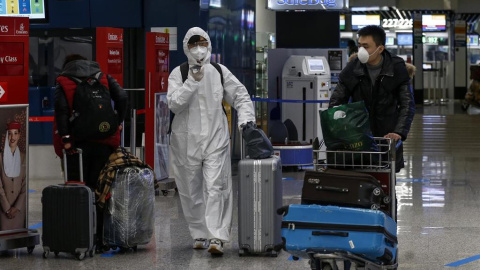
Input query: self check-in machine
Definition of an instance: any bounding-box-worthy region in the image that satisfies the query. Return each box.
[281,55,331,144]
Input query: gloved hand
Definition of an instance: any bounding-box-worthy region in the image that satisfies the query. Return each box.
[189,65,204,82]
[241,121,256,132]
[242,121,273,159]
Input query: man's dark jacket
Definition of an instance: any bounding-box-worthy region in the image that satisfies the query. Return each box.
[329,50,415,171]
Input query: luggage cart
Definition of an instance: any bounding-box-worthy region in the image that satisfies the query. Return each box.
[309,137,398,270]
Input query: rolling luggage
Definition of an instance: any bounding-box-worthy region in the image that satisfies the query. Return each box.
[278,204,398,264]
[103,166,155,250]
[238,154,283,256]
[301,168,390,210]
[42,149,96,260]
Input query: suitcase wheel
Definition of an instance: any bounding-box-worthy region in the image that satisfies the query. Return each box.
[266,248,278,257]
[27,246,35,254]
[238,248,247,257]
[43,250,49,258]
[54,251,59,256]
[132,246,138,252]
[89,249,94,257]
[75,252,86,260]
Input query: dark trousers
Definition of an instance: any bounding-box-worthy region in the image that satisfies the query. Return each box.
[65,141,113,246]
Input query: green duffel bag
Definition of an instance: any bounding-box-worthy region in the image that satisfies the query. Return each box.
[320,101,379,167]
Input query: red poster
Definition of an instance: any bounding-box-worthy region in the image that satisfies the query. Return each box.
[0,17,29,105]
[96,27,124,86]
[145,32,170,169]
[0,43,24,76]
[107,47,123,74]
[156,49,169,73]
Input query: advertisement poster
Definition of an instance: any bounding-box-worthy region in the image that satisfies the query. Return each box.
[0,104,28,232]
[154,93,169,180]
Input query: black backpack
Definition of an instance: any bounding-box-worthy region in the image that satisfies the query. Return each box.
[168,62,225,133]
[65,72,119,141]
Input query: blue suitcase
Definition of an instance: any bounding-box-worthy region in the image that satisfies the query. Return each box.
[279,204,397,264]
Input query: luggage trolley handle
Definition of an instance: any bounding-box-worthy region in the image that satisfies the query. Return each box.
[62,148,84,183]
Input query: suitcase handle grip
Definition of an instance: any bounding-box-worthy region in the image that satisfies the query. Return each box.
[316,185,349,193]
[312,231,349,237]
[62,148,84,183]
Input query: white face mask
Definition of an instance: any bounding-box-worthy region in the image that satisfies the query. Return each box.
[190,46,208,61]
[357,46,380,64]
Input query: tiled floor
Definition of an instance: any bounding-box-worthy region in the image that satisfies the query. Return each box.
[2,100,480,270]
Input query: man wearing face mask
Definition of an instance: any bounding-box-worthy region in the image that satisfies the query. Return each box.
[167,27,255,255]
[329,25,415,172]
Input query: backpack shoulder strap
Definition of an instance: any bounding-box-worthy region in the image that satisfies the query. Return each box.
[179,61,224,86]
[61,74,82,84]
[210,62,224,86]
[180,62,189,83]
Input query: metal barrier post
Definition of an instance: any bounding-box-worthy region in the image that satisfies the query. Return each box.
[130,109,137,156]
[434,68,438,105]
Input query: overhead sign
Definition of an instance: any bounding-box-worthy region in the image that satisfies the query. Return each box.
[0,0,46,20]
[267,0,346,10]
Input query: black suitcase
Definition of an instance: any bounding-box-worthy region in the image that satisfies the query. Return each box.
[41,149,96,260]
[301,168,390,210]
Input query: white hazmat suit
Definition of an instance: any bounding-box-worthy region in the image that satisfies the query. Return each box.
[167,27,255,242]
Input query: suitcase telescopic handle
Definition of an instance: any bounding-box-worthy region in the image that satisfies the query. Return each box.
[312,231,349,237]
[62,148,84,183]
[315,185,349,193]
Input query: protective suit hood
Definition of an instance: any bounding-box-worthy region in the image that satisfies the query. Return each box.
[183,27,212,67]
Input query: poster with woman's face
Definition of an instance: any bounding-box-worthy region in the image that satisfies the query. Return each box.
[0,104,28,232]
[154,93,170,180]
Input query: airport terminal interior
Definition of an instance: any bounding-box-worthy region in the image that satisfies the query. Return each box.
[1,103,479,269]
[2,0,480,269]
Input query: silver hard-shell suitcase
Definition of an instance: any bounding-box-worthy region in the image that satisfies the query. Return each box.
[238,151,283,256]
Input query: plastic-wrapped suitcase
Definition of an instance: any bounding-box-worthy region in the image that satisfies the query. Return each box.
[103,166,155,250]
[278,204,397,264]
[238,155,283,256]
[42,149,96,260]
[301,168,390,210]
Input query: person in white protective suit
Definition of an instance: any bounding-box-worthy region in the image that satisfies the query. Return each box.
[167,27,255,255]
